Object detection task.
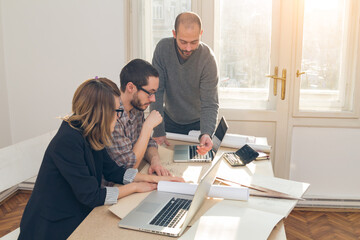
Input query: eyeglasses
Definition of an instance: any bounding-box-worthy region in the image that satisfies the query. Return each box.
[115,109,123,118]
[137,86,156,98]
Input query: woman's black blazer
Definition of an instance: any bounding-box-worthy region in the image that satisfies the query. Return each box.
[18,121,127,240]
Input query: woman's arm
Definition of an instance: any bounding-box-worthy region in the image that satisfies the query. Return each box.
[103,147,184,200]
[117,182,157,199]
[116,173,184,199]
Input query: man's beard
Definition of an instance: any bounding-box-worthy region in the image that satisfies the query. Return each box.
[130,93,148,111]
[176,42,196,57]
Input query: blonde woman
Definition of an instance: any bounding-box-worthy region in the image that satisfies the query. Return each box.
[18,78,183,240]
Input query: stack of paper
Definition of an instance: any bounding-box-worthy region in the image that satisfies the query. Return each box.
[166,131,271,153]
[189,131,256,146]
[157,181,249,201]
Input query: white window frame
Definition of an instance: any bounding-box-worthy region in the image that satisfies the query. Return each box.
[292,0,360,118]
[125,0,153,61]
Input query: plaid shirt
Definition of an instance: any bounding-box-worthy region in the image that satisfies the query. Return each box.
[106,98,157,169]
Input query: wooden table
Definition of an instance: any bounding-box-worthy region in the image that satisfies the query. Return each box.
[69,141,287,239]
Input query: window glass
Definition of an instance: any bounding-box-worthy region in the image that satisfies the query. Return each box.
[219,0,272,109]
[300,0,346,111]
[152,0,191,51]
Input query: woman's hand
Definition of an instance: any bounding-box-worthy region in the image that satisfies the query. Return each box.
[118,182,157,199]
[131,176,184,193]
[133,182,158,193]
[118,174,185,199]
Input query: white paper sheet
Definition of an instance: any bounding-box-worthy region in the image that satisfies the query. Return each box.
[166,132,271,152]
[157,181,249,201]
[189,130,256,145]
[179,200,284,240]
[209,185,249,201]
[108,192,151,219]
[214,173,310,217]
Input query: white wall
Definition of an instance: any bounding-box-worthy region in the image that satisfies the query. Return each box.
[1,0,126,145]
[290,127,360,199]
[0,1,11,148]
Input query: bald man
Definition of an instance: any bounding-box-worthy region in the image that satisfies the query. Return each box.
[150,12,219,155]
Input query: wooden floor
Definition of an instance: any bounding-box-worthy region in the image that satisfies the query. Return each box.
[1,191,360,239]
[0,191,31,238]
[284,208,360,240]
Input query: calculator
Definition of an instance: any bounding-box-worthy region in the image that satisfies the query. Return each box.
[224,144,259,167]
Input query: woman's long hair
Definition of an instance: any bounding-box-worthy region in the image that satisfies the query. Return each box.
[64,78,120,150]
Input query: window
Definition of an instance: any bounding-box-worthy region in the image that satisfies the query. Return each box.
[298,0,356,112]
[218,0,273,109]
[128,0,191,61]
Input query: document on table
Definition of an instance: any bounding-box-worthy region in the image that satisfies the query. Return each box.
[214,173,310,217]
[179,200,284,240]
[110,163,309,221]
[166,131,272,152]
[108,191,151,219]
[178,173,310,240]
[157,181,249,201]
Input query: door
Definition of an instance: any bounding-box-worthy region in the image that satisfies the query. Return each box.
[201,0,360,179]
[127,0,360,181]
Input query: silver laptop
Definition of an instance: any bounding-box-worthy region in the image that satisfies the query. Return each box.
[118,157,222,237]
[173,116,229,162]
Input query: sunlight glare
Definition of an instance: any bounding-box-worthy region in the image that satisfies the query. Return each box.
[306,0,339,11]
[182,166,202,183]
[194,216,241,239]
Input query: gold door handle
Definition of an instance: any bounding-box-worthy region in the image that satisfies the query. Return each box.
[296,70,305,78]
[265,66,278,96]
[279,69,286,100]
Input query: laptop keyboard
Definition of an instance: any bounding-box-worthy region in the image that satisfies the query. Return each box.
[149,197,192,228]
[189,145,211,160]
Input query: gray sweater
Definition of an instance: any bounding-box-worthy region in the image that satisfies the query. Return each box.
[151,38,219,137]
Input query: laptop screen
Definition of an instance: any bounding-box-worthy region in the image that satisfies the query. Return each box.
[212,117,228,153]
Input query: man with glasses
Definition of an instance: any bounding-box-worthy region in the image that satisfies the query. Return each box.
[150,12,219,155]
[106,59,171,179]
